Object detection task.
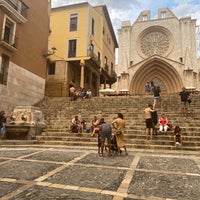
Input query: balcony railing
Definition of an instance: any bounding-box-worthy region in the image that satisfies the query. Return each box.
[100,67,117,85]
[0,0,28,23]
[5,0,28,18]
[87,49,101,66]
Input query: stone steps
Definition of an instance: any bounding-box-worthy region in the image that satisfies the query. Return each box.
[35,94,200,151]
[36,134,200,146]
[39,131,200,140]
[36,140,200,151]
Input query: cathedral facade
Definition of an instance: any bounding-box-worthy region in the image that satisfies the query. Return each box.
[117,8,200,94]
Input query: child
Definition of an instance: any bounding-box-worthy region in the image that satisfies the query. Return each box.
[174,125,183,148]
[97,118,104,154]
[97,131,102,154]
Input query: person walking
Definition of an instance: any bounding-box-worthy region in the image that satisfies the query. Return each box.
[112,113,128,156]
[153,86,161,109]
[179,87,190,117]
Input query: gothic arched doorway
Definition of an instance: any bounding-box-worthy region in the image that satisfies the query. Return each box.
[130,57,183,94]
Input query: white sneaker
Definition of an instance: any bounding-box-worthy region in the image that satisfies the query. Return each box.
[175,142,179,148]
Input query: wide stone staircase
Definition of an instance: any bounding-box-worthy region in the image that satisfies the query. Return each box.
[35,93,200,151]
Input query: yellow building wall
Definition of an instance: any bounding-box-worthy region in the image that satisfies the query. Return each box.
[102,15,115,71]
[50,4,103,63]
[87,7,103,65]
[95,6,117,72]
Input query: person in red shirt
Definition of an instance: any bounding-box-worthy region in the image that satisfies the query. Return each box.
[159,114,168,133]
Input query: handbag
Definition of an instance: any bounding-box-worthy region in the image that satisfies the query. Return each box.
[116,130,122,135]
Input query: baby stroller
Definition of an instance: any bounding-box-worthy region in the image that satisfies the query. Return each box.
[110,135,118,153]
[109,135,122,154]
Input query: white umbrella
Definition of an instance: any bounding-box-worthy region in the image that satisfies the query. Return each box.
[99,88,117,94]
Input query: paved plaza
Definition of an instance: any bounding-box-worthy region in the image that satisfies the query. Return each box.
[0,145,199,200]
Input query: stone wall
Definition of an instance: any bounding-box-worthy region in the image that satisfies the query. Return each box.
[0,62,45,114]
[117,8,200,94]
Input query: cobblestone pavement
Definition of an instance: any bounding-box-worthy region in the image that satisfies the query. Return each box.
[0,146,199,200]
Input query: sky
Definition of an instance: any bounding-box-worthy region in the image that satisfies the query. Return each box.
[51,0,200,56]
[51,0,200,27]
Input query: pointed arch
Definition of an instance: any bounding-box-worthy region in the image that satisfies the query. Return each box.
[130,57,183,94]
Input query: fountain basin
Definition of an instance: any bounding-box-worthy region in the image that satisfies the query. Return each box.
[6,106,46,140]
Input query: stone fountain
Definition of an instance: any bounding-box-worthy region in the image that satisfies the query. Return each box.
[6,106,46,140]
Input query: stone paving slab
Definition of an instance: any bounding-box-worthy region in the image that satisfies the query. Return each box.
[137,156,200,173]
[46,165,126,191]
[0,182,24,198]
[23,150,83,162]
[0,147,199,200]
[10,185,113,200]
[0,149,39,158]
[128,171,200,200]
[77,153,134,167]
[0,160,61,181]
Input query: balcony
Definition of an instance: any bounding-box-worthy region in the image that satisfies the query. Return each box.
[87,49,101,69]
[0,0,28,23]
[100,68,117,85]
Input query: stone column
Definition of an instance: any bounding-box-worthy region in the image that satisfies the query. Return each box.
[120,71,129,91]
[80,60,85,88]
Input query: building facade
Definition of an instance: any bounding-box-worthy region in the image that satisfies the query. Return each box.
[0,0,51,112]
[46,2,118,97]
[117,8,200,94]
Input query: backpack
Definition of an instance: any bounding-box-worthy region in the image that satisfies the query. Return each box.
[101,123,112,133]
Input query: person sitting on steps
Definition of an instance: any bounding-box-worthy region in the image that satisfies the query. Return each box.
[91,116,100,136]
[174,125,183,148]
[70,116,82,133]
[0,111,7,139]
[158,113,168,133]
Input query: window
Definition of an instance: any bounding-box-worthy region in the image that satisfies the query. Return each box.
[98,52,100,63]
[111,62,114,73]
[2,17,16,47]
[48,62,55,75]
[68,39,77,58]
[90,43,94,55]
[0,54,9,85]
[92,18,94,36]
[104,56,108,71]
[69,13,78,32]
[161,12,167,19]
[104,56,107,64]
[142,15,147,21]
